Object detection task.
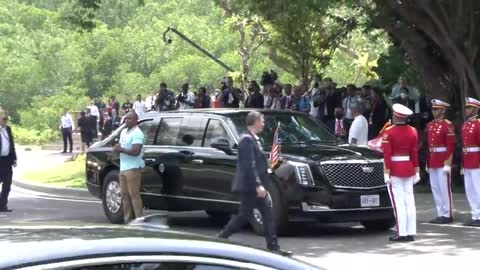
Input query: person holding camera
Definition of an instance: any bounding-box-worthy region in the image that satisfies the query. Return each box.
[220,76,243,108]
[176,83,195,110]
[155,82,176,111]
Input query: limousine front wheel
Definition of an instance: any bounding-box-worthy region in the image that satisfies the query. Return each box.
[102,170,124,224]
[250,182,289,236]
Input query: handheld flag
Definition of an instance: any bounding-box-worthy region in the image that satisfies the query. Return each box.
[367,121,392,153]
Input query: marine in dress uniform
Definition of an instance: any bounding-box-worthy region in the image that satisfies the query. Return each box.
[382,104,420,242]
[462,97,480,227]
[426,99,455,224]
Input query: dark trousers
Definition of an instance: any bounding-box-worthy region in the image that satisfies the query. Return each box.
[62,127,73,152]
[0,158,13,208]
[92,116,98,139]
[219,192,278,250]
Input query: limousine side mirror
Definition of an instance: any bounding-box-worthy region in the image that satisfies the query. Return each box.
[210,138,233,155]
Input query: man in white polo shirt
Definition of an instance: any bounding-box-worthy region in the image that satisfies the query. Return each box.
[348,102,368,146]
[59,108,75,153]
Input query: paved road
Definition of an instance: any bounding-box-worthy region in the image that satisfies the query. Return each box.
[2,185,479,270]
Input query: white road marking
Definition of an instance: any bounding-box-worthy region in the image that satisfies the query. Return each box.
[10,186,101,204]
[421,222,480,229]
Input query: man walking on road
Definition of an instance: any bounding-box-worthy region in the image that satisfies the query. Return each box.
[461,97,480,227]
[382,104,419,242]
[0,111,16,212]
[113,112,145,223]
[426,99,455,224]
[59,108,75,153]
[217,111,291,256]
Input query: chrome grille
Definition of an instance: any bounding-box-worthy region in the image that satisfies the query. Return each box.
[320,161,385,189]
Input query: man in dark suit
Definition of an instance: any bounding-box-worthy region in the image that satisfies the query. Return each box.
[326,107,347,141]
[0,111,16,212]
[217,111,290,256]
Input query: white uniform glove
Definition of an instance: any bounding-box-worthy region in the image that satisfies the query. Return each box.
[414,172,421,185]
[443,165,451,174]
[384,174,391,185]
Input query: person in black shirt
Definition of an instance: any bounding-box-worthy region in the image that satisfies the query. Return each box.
[122,99,133,114]
[245,80,264,109]
[155,82,176,111]
[220,76,243,108]
[194,87,211,109]
[368,87,390,139]
[77,111,93,153]
[392,87,415,125]
[109,96,120,113]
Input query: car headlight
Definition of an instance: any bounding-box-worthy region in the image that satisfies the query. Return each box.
[286,160,314,186]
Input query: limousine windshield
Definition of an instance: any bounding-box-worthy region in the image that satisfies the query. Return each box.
[229,112,336,147]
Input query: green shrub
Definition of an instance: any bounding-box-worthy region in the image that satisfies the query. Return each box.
[10,124,58,145]
[18,86,89,131]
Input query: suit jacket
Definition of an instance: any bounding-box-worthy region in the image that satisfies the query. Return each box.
[232,133,269,193]
[245,92,264,109]
[0,126,17,165]
[280,95,297,110]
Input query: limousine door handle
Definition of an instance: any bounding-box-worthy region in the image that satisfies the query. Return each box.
[191,159,204,165]
[144,158,156,163]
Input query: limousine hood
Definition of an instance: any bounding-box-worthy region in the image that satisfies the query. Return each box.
[279,143,383,162]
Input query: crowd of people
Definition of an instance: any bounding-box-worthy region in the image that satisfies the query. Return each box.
[142,72,428,145]
[62,71,430,153]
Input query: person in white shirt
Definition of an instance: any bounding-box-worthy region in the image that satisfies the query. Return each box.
[59,108,75,153]
[133,95,146,118]
[176,83,195,110]
[88,102,100,118]
[145,92,156,111]
[88,101,100,140]
[348,102,368,146]
[342,84,358,121]
[307,81,321,118]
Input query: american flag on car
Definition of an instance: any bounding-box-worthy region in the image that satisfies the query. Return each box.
[270,122,281,168]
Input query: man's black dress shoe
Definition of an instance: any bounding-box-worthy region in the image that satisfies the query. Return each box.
[429,217,454,224]
[269,248,293,257]
[0,208,13,212]
[389,235,410,242]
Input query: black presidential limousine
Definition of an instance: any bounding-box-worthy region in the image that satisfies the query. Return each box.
[86,109,394,234]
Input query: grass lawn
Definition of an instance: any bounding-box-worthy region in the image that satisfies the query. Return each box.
[22,154,86,188]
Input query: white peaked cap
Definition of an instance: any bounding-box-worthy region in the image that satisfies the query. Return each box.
[392,103,413,118]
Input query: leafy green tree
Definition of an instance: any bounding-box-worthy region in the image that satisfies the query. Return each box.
[235,0,357,84]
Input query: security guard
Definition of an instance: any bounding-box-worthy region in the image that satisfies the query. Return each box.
[462,97,480,227]
[426,99,455,224]
[382,104,419,242]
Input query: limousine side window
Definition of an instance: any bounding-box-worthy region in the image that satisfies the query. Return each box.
[205,119,230,147]
[178,117,207,147]
[138,119,159,145]
[155,117,183,146]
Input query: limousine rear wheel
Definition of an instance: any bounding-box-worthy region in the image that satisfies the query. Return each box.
[250,182,289,236]
[102,170,124,224]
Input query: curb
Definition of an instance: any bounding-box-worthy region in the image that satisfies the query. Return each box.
[13,178,96,200]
